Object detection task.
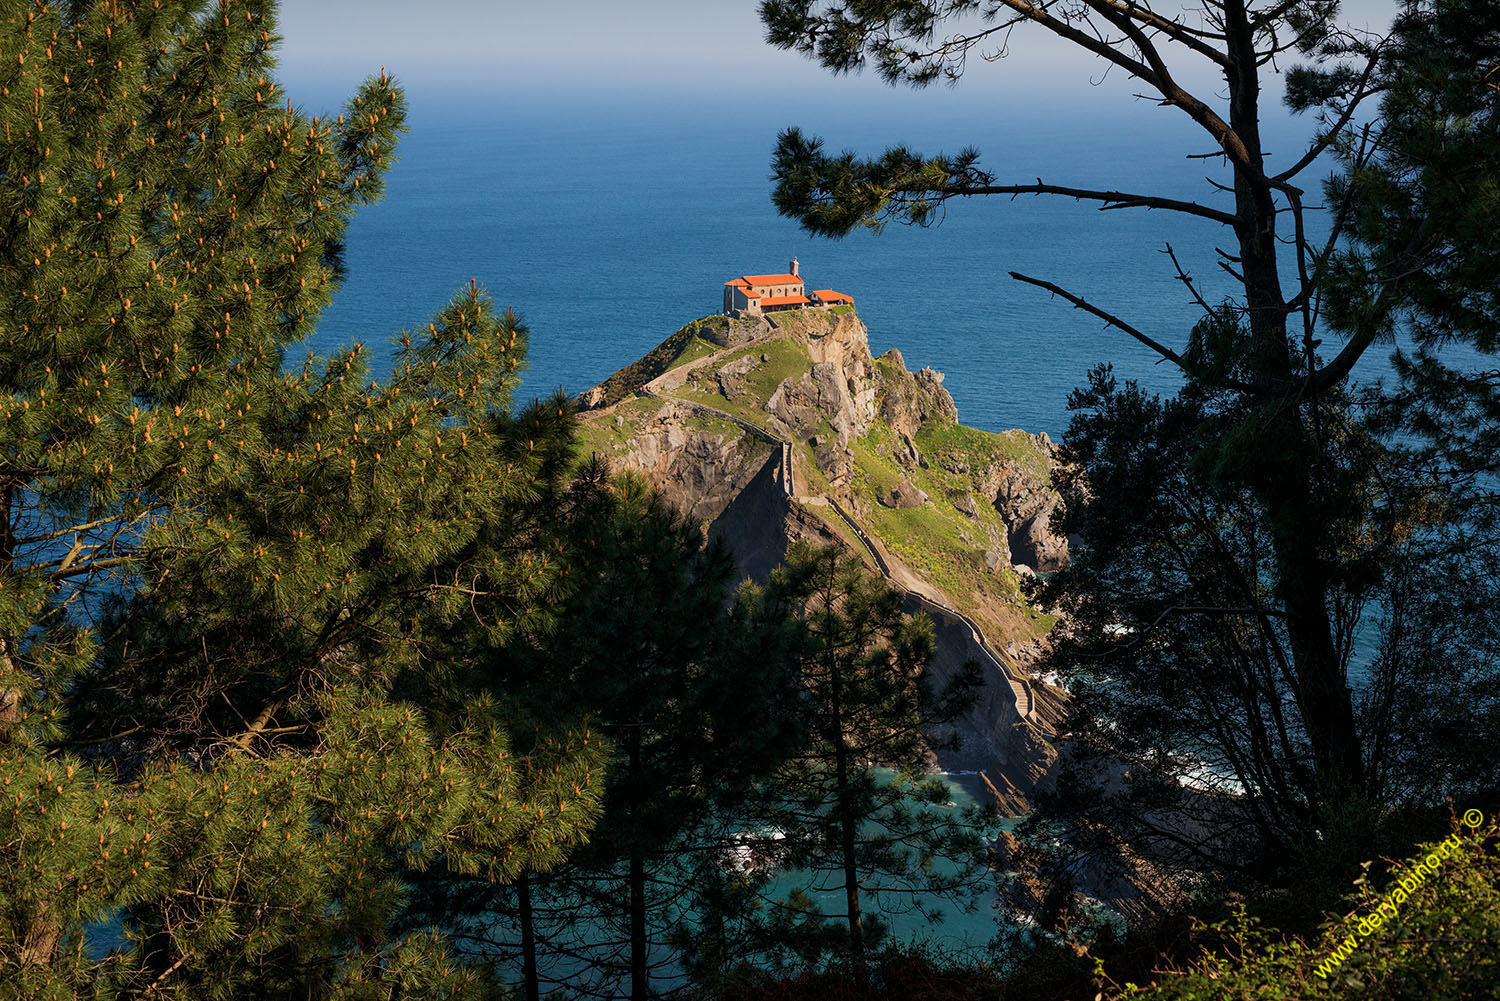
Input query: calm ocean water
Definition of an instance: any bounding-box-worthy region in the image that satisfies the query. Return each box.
[300,89,1345,438]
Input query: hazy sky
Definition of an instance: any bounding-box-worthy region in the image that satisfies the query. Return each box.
[275,0,1404,106]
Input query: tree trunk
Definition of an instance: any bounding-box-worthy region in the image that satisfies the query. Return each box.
[628,728,649,1001]
[18,898,61,969]
[0,486,18,746]
[0,638,21,746]
[827,642,864,967]
[517,873,540,1001]
[1222,0,1365,804]
[837,756,864,964]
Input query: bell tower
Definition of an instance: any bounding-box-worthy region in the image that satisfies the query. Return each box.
[789,256,799,278]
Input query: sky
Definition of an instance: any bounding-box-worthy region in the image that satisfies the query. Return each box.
[274,0,1404,110]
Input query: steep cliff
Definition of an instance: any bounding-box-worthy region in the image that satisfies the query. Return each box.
[575,309,1068,812]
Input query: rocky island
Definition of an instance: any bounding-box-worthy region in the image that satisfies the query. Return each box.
[575,307,1071,813]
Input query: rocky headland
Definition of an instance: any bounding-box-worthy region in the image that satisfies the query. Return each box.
[575,308,1071,813]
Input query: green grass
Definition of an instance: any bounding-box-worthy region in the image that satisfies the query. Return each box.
[868,503,982,597]
[810,500,869,560]
[665,334,722,372]
[916,418,1050,481]
[682,410,742,436]
[844,418,1055,638]
[573,396,664,460]
[734,338,811,400]
[667,338,811,428]
[849,428,907,498]
[581,316,729,409]
[767,308,813,332]
[792,438,834,498]
[579,312,1056,644]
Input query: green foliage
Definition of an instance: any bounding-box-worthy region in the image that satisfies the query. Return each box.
[759,0,990,86]
[704,941,1009,1001]
[761,0,1500,917]
[1106,819,1500,1000]
[744,544,992,968]
[1032,361,1489,896]
[408,470,805,999]
[1314,0,1500,353]
[528,473,800,866]
[0,2,605,995]
[769,127,991,238]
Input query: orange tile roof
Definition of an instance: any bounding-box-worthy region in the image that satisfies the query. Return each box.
[741,274,803,286]
[760,295,812,307]
[812,289,853,302]
[724,278,751,287]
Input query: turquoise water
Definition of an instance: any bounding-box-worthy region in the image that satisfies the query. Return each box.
[752,769,1022,954]
[499,768,1022,994]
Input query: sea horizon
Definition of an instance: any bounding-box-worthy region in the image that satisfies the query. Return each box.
[293,83,1354,439]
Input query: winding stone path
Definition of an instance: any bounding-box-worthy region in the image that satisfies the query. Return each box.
[638,387,1038,724]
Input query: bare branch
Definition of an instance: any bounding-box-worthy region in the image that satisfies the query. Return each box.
[1089,0,1231,63]
[1218,260,1247,284]
[1009,271,1189,370]
[46,555,135,581]
[1286,187,1318,364]
[1083,0,1260,175]
[14,507,159,546]
[991,0,1163,90]
[1163,243,1215,313]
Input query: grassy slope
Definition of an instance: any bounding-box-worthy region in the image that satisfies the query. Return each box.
[579,316,727,410]
[666,334,721,371]
[578,313,1054,644]
[851,419,1055,644]
[573,396,667,460]
[671,337,812,425]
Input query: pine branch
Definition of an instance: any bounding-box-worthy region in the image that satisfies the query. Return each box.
[951,179,1237,225]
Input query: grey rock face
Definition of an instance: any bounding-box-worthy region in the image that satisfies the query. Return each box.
[876,350,959,439]
[981,460,1069,572]
[879,480,929,509]
[715,352,761,400]
[1009,497,1068,572]
[950,491,980,519]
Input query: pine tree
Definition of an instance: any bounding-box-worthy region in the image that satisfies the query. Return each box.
[0,2,605,995]
[404,469,804,1001]
[753,544,989,975]
[756,0,1500,893]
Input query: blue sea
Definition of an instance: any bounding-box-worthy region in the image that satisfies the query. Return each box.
[295,85,1353,439]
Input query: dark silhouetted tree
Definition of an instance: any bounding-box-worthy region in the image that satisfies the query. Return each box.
[407,470,804,1001]
[757,0,1500,897]
[750,544,989,976]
